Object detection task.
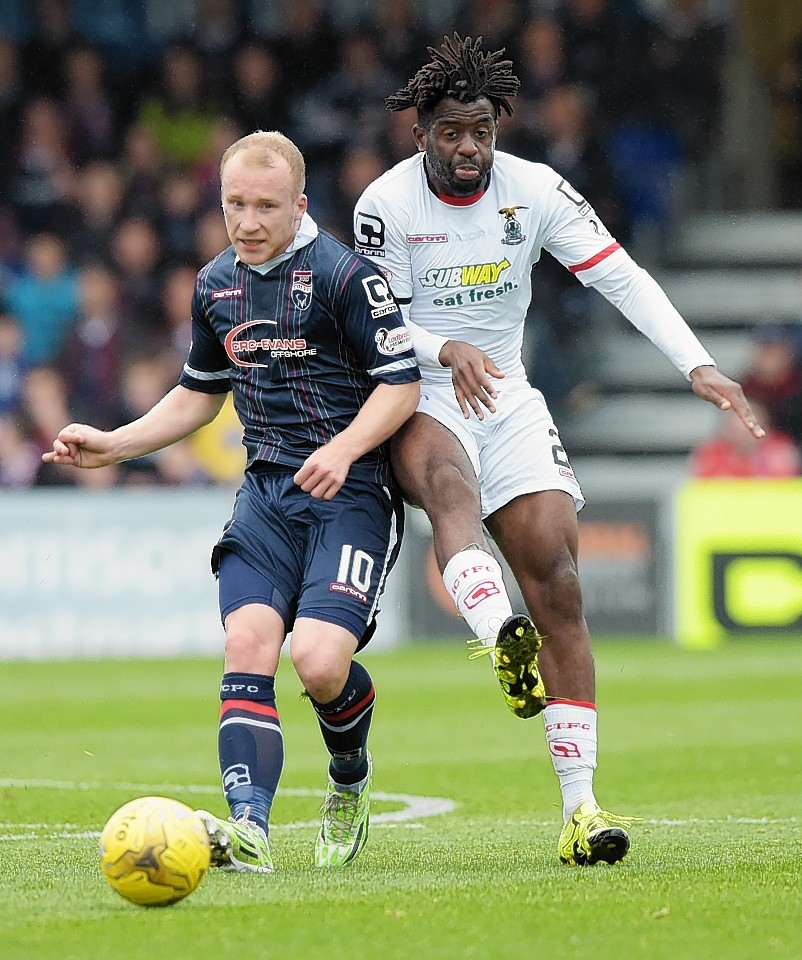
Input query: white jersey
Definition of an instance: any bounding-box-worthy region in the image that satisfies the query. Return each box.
[355,151,714,389]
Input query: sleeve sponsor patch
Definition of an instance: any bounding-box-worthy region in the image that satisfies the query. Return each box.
[375,326,413,356]
[355,211,386,252]
[362,274,399,318]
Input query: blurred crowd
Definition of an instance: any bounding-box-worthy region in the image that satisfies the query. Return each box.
[689,321,802,479]
[0,0,761,487]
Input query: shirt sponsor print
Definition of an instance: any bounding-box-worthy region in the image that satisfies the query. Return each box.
[224,319,317,366]
[420,259,511,289]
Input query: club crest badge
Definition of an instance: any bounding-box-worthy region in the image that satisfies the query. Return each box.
[291,269,313,309]
[499,206,528,245]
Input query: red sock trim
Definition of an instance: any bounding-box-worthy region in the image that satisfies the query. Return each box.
[220,699,279,719]
[545,698,596,711]
[321,684,376,722]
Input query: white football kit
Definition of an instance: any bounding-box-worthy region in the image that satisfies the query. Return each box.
[355,151,715,516]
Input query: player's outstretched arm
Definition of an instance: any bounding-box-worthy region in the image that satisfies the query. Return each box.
[42,386,227,469]
[438,340,506,420]
[295,381,420,500]
[689,365,765,439]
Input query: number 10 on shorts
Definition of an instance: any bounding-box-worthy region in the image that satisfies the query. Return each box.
[337,544,375,592]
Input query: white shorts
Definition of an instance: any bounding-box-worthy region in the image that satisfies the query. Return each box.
[417,378,584,518]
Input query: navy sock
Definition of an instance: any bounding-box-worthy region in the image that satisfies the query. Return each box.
[218,672,283,837]
[310,660,375,786]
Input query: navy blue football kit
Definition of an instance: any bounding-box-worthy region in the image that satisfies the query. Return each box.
[179,214,419,642]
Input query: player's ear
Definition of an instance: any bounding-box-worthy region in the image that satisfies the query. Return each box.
[412,124,426,152]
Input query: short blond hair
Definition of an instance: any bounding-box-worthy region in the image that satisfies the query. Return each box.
[219,131,306,197]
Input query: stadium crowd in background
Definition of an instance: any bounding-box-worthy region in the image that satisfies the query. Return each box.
[2,0,800,487]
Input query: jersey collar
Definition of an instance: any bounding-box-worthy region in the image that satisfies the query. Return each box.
[236,212,319,275]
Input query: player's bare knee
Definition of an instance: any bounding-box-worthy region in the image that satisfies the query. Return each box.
[293,654,349,704]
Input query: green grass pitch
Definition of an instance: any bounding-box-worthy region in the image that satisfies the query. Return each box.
[1,640,800,960]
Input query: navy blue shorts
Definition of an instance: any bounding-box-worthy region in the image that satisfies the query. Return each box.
[213,465,404,649]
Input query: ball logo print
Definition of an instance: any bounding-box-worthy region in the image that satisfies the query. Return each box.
[98,796,211,907]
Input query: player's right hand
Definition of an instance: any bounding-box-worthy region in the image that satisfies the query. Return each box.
[41,423,115,469]
[438,340,506,420]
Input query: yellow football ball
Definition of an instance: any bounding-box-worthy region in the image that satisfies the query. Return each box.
[99,796,212,907]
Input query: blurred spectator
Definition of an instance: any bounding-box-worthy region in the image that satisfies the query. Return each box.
[323,146,388,243]
[158,264,196,363]
[119,354,176,422]
[61,42,118,164]
[371,1,430,80]
[0,311,27,414]
[631,0,729,213]
[0,207,23,292]
[5,233,79,365]
[268,0,340,97]
[557,0,646,131]
[11,96,76,234]
[299,30,397,177]
[109,217,163,339]
[775,30,802,209]
[115,354,181,483]
[0,37,24,189]
[190,0,246,91]
[59,263,125,426]
[20,364,72,468]
[228,39,288,137]
[689,402,800,478]
[637,0,727,163]
[458,0,527,54]
[136,43,218,168]
[382,107,419,166]
[71,160,126,263]
[516,16,569,103]
[740,321,802,451]
[21,0,78,98]
[190,116,243,209]
[0,411,42,487]
[119,123,164,221]
[194,208,231,265]
[159,171,203,265]
[740,322,802,418]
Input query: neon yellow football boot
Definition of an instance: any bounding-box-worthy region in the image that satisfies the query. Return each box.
[558,801,635,865]
[468,614,547,718]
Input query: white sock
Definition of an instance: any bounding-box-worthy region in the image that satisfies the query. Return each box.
[442,548,513,648]
[543,700,598,822]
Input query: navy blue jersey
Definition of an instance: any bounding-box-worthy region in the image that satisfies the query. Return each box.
[179,216,420,485]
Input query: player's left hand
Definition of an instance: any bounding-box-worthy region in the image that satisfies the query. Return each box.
[689,365,766,439]
[439,340,506,420]
[294,445,352,499]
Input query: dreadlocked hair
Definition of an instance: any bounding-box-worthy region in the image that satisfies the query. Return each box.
[385,32,520,119]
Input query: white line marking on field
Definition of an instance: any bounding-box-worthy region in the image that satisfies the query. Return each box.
[0,778,455,841]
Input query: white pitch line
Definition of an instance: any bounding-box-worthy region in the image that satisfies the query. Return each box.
[0,778,455,839]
